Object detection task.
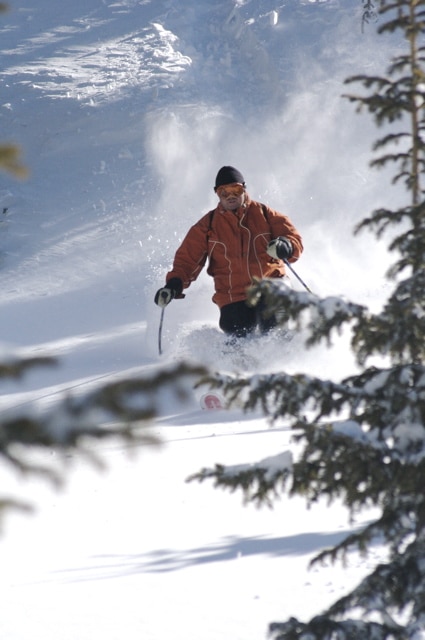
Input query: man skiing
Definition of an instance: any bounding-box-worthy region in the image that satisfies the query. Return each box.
[154,166,303,338]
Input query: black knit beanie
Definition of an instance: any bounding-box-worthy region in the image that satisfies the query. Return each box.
[214,166,245,190]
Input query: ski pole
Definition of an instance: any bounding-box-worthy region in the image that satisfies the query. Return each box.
[158,290,169,355]
[158,306,165,355]
[284,259,314,294]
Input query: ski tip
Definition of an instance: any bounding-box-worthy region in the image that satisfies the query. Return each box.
[200,392,225,410]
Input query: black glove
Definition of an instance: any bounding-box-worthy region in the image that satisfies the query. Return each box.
[267,236,293,261]
[154,277,183,307]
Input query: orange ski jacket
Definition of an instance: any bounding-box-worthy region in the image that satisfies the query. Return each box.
[166,196,303,309]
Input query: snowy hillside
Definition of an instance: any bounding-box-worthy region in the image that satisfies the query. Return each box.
[0,1,401,639]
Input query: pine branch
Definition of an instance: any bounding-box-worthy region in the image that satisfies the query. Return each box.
[246,278,366,349]
[0,358,208,528]
[269,616,403,640]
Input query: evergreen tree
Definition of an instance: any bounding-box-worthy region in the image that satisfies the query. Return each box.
[190,1,425,637]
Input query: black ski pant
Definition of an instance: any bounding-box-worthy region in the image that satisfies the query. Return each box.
[219,299,277,338]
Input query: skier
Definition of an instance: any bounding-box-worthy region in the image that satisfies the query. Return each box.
[154,166,303,338]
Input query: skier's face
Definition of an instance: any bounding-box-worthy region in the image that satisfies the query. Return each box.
[216,183,245,211]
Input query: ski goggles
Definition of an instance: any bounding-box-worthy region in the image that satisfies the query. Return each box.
[216,183,245,198]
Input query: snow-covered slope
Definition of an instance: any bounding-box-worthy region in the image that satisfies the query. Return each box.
[0,1,398,639]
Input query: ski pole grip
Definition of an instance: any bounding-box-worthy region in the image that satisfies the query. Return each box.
[158,288,172,308]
